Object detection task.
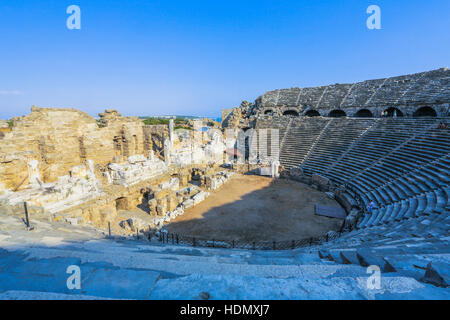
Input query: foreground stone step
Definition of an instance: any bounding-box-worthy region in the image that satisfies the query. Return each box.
[6,247,367,280]
[148,273,449,300]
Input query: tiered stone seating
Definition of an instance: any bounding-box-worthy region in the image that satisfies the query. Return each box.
[258,90,279,107]
[326,118,435,184]
[430,77,450,104]
[277,88,302,107]
[301,119,375,175]
[368,73,425,106]
[255,116,291,161]
[346,121,448,199]
[341,79,386,107]
[318,84,353,109]
[260,116,449,235]
[255,68,449,112]
[1,210,448,299]
[297,87,327,107]
[398,68,450,105]
[279,118,330,169]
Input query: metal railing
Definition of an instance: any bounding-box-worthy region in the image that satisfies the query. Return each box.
[156,229,347,251]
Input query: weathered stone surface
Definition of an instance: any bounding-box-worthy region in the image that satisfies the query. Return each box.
[420,262,448,288]
[107,154,168,187]
[0,106,148,190]
[290,167,303,179]
[252,68,450,118]
[312,174,330,190]
[0,162,104,214]
[119,217,147,232]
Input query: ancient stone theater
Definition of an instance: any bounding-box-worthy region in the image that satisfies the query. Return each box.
[0,68,448,299]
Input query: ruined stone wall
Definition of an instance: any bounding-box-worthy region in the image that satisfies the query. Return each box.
[143,125,168,159]
[0,107,149,192]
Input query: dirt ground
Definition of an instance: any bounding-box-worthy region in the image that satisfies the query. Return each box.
[165,174,343,242]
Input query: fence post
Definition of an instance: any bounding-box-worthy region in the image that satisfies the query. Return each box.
[176,234,179,244]
[212,239,215,248]
[291,240,295,250]
[253,242,256,250]
[232,240,235,248]
[273,241,276,251]
[326,234,329,242]
[172,234,174,245]
[193,237,196,247]
[309,237,313,247]
[136,229,139,240]
[108,222,111,238]
[24,202,30,229]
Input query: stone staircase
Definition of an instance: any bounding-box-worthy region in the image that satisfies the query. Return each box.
[0,211,448,300]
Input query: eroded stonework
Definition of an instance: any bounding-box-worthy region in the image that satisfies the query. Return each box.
[0,107,231,235]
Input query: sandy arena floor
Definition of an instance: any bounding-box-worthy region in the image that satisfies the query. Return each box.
[165,174,343,242]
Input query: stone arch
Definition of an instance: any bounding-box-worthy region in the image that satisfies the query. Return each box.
[413,106,437,117]
[115,197,129,210]
[355,109,373,118]
[383,107,404,117]
[283,110,299,117]
[264,109,274,115]
[328,109,347,118]
[304,110,321,117]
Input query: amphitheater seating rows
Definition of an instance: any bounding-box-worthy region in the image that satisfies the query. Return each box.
[279,118,330,168]
[256,68,449,109]
[341,79,386,108]
[398,69,450,105]
[255,116,291,161]
[255,116,450,234]
[315,84,353,109]
[301,119,375,175]
[296,87,327,107]
[367,73,425,106]
[277,88,301,106]
[324,119,438,183]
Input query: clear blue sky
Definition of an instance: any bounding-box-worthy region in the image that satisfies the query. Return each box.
[0,0,449,119]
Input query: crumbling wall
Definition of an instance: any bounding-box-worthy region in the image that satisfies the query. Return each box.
[143,125,168,159]
[0,107,147,193]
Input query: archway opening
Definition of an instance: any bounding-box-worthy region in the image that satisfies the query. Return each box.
[329,110,347,118]
[383,107,404,117]
[305,110,320,117]
[283,110,299,117]
[264,109,274,115]
[115,197,129,210]
[413,106,437,117]
[355,109,373,118]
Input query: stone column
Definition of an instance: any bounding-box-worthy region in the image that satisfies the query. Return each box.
[27,160,42,188]
[169,119,174,149]
[164,138,171,166]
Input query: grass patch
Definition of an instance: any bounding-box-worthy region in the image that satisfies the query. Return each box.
[96,120,105,128]
[143,118,188,126]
